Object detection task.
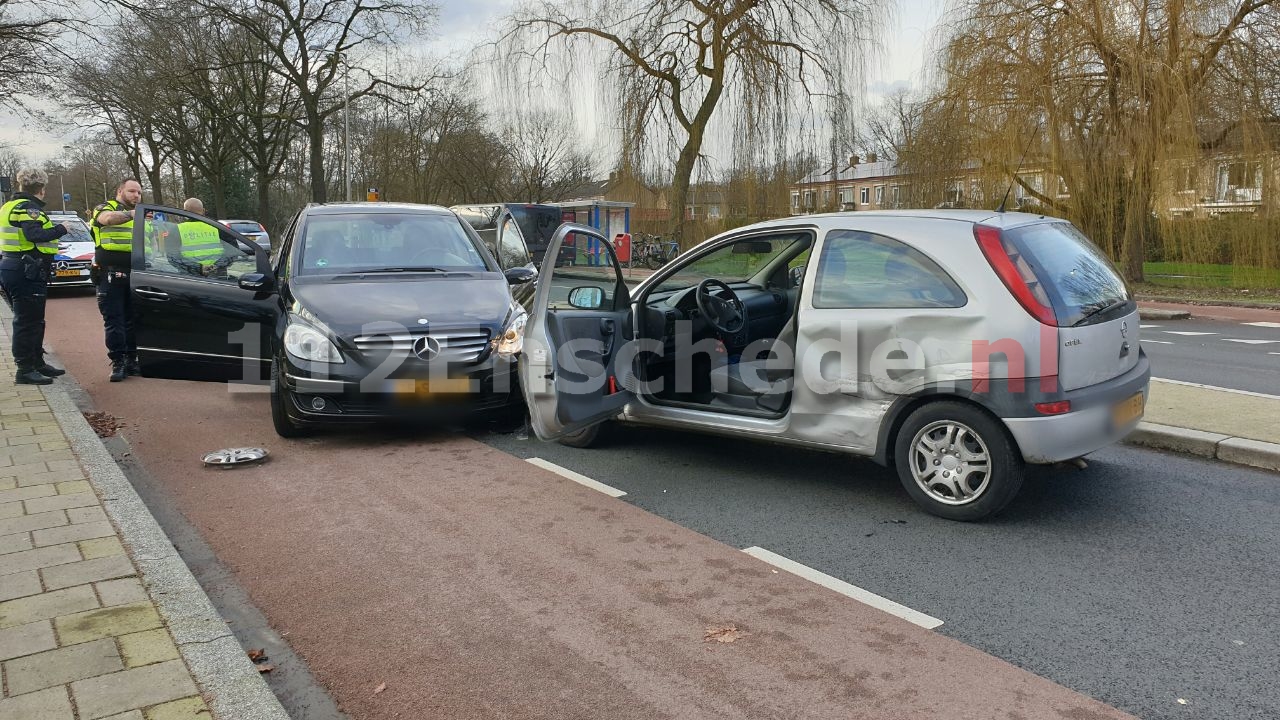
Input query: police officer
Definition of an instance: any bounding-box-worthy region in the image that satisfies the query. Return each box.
[0,169,73,385]
[172,197,224,275]
[91,178,143,382]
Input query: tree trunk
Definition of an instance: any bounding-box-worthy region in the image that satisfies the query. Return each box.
[180,158,194,200]
[256,168,271,231]
[307,109,328,203]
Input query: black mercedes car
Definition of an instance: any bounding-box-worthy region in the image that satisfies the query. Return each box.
[125,202,536,436]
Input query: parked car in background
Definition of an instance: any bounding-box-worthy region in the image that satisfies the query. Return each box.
[220,219,271,251]
[46,212,95,288]
[448,204,549,307]
[123,202,537,437]
[450,203,563,265]
[519,210,1149,521]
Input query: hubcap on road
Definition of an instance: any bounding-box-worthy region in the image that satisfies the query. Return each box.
[910,420,991,505]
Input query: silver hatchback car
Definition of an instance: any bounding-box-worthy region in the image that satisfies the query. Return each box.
[517,211,1150,520]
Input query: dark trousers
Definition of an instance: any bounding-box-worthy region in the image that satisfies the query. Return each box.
[96,269,136,361]
[0,257,49,371]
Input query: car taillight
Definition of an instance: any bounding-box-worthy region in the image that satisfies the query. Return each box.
[1034,400,1071,415]
[258,224,266,233]
[974,225,1057,326]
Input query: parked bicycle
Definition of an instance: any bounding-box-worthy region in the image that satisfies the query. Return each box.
[631,233,681,270]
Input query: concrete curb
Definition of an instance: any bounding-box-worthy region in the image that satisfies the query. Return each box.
[1124,422,1280,473]
[1137,308,1190,320]
[39,380,291,720]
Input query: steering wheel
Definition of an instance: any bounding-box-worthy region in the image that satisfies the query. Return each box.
[695,278,746,334]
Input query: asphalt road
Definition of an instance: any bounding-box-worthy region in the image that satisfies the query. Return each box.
[40,290,1279,720]
[41,294,1134,720]
[1141,317,1280,395]
[480,425,1280,720]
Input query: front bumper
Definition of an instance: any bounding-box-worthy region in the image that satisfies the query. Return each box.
[1003,353,1151,464]
[279,355,519,425]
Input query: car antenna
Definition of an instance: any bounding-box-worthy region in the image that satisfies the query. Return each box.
[996,124,1040,213]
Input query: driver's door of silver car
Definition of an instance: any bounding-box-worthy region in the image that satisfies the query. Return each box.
[519,224,634,440]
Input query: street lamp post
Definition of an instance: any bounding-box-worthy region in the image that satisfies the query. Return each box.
[63,145,89,215]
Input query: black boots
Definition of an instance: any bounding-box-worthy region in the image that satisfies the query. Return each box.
[124,354,140,376]
[109,359,127,382]
[35,363,66,377]
[15,368,53,385]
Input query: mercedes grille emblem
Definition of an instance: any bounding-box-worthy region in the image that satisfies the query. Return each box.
[54,261,70,271]
[413,335,442,361]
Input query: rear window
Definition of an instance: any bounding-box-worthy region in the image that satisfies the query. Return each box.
[508,205,562,250]
[297,213,490,275]
[1003,222,1129,326]
[229,222,262,234]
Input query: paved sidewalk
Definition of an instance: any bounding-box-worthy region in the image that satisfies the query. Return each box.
[0,308,286,720]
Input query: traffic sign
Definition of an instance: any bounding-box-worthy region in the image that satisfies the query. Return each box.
[63,193,72,202]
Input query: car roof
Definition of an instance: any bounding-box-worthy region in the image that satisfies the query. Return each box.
[746,209,1061,232]
[302,202,454,216]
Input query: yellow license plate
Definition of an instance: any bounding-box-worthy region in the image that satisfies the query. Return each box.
[390,378,474,397]
[55,270,82,277]
[1112,392,1145,427]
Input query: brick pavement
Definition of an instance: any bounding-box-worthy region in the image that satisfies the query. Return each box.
[0,333,210,719]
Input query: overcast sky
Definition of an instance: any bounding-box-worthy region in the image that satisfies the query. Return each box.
[1,0,944,166]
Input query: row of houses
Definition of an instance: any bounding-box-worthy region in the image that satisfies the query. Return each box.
[788,152,1273,219]
[550,145,1273,239]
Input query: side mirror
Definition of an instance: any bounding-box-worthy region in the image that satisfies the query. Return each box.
[567,285,604,310]
[239,273,274,292]
[504,267,537,285]
[789,265,805,288]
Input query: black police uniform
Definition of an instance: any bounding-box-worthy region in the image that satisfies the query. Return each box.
[90,199,138,378]
[0,193,69,383]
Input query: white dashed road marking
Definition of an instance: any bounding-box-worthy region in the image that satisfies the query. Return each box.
[1163,331,1217,336]
[1222,339,1280,345]
[1243,322,1280,328]
[1152,377,1280,401]
[1140,324,1160,329]
[742,546,944,630]
[526,458,627,498]
[1143,340,1173,344]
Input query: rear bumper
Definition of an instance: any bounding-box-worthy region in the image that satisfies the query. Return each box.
[1003,353,1151,463]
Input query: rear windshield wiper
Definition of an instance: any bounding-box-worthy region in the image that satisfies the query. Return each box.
[1072,298,1129,326]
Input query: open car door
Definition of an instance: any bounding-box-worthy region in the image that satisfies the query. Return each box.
[520,223,634,440]
[129,205,277,382]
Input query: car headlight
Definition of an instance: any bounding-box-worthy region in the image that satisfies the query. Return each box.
[492,311,527,358]
[284,320,344,363]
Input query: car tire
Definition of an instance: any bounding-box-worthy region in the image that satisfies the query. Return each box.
[893,401,1023,521]
[557,422,609,449]
[270,362,313,438]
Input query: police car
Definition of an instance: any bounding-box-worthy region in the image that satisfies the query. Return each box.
[46,212,95,288]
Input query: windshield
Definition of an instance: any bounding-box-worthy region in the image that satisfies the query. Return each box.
[297,213,490,275]
[654,234,808,293]
[1004,221,1129,326]
[61,220,92,244]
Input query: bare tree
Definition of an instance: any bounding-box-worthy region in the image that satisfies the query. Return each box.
[0,0,72,102]
[170,0,439,203]
[500,109,595,202]
[860,89,923,163]
[921,0,1278,280]
[505,0,880,246]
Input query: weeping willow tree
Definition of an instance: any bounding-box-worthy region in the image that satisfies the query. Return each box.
[502,0,881,246]
[916,0,1279,282]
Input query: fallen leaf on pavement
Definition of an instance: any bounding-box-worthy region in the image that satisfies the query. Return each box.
[256,664,274,673]
[704,625,747,643]
[83,411,125,438]
[373,682,387,695]
[247,649,266,662]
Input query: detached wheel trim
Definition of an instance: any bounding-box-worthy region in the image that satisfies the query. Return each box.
[908,420,992,506]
